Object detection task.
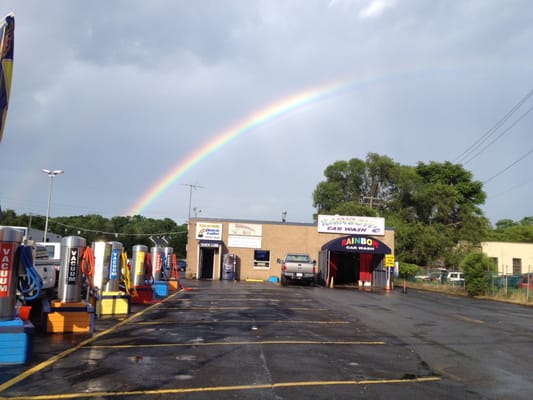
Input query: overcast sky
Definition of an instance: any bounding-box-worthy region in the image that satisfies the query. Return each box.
[1,0,532,227]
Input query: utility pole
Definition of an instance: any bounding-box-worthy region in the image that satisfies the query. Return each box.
[182,183,204,222]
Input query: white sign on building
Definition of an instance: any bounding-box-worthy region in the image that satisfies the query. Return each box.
[317,215,385,236]
[227,222,262,248]
[228,223,262,236]
[195,222,223,240]
[228,235,262,249]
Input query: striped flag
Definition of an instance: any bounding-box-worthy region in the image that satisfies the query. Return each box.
[0,13,14,143]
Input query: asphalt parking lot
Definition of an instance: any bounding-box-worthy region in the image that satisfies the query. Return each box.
[0,280,481,400]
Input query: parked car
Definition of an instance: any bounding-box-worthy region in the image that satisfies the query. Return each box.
[492,275,522,289]
[447,271,465,285]
[415,269,446,283]
[177,259,187,272]
[518,274,533,289]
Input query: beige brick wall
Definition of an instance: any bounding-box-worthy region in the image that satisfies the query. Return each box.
[186,218,395,281]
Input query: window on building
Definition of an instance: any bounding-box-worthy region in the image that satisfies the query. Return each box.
[512,258,521,275]
[254,250,270,268]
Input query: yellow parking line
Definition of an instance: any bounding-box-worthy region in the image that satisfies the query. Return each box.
[88,340,386,349]
[0,290,184,394]
[177,306,326,311]
[133,319,350,325]
[454,315,484,324]
[0,377,441,399]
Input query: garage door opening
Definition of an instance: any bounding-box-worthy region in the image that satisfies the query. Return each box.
[199,248,214,279]
[320,235,391,288]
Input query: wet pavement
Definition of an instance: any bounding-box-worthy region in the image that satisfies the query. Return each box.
[0,280,472,399]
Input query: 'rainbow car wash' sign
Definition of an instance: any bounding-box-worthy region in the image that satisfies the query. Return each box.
[322,235,391,254]
[317,215,385,235]
[341,236,380,251]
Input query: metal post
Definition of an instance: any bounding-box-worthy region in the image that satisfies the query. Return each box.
[526,264,531,302]
[182,183,203,222]
[42,169,64,242]
[504,264,508,297]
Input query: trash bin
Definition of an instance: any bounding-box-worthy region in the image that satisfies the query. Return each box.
[222,254,236,280]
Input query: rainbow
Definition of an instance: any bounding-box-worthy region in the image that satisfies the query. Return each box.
[126,77,376,216]
[126,80,351,216]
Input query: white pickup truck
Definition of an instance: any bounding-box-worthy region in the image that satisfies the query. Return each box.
[278,253,316,286]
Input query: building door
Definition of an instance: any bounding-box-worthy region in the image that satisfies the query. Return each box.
[200,248,215,279]
[359,253,373,283]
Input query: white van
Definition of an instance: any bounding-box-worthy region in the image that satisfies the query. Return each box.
[447,271,464,284]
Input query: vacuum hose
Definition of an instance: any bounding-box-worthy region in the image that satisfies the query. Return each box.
[18,245,43,301]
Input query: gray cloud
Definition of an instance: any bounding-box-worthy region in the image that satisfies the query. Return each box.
[1,0,532,225]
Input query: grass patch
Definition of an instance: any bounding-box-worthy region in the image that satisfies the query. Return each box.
[406,281,533,305]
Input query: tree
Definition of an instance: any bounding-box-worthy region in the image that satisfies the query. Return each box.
[495,219,516,230]
[461,251,496,296]
[487,217,533,242]
[0,209,188,258]
[520,216,533,225]
[313,154,489,266]
[313,154,397,218]
[398,262,419,280]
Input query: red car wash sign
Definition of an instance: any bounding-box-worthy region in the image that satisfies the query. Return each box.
[318,215,385,236]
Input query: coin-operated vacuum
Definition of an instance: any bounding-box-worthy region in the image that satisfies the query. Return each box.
[129,244,154,304]
[42,236,95,334]
[151,245,170,298]
[163,247,182,291]
[91,241,131,316]
[0,227,36,365]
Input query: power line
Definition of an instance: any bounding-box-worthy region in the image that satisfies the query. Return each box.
[489,176,533,199]
[455,89,533,164]
[463,103,533,165]
[50,219,188,237]
[483,148,533,184]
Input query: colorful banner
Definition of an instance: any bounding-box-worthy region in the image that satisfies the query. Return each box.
[0,13,14,144]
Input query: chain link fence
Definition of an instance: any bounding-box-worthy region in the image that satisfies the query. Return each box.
[404,270,532,304]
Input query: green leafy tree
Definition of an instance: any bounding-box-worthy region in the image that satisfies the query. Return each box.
[487,217,533,242]
[495,219,516,230]
[0,209,188,258]
[313,154,397,218]
[398,262,419,280]
[520,216,533,225]
[0,208,18,225]
[461,251,496,296]
[313,155,489,266]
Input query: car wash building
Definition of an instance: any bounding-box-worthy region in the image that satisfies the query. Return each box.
[185,215,395,288]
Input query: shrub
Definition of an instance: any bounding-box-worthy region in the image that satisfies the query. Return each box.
[399,262,419,280]
[460,251,496,296]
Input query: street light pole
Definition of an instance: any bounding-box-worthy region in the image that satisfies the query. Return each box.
[182,183,203,222]
[42,168,64,242]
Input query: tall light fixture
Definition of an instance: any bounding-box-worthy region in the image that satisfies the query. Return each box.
[42,168,64,242]
[182,183,204,222]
